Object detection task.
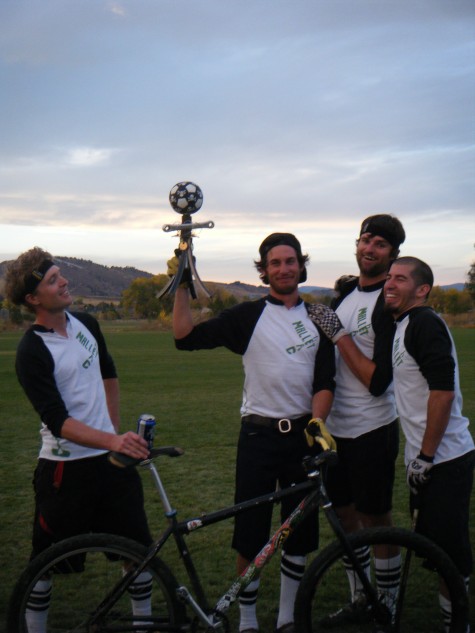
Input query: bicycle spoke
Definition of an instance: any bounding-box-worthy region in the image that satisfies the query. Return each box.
[295,528,468,633]
[8,534,185,633]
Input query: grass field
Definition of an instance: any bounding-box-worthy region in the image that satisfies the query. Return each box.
[0,325,474,631]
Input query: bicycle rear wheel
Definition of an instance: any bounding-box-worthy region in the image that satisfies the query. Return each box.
[8,533,187,633]
[295,527,468,633]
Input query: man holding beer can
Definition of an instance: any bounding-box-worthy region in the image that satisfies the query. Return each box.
[4,247,154,633]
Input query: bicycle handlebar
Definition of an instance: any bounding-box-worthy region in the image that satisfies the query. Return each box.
[302,450,338,473]
[108,446,184,468]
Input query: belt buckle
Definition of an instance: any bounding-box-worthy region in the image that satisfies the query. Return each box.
[277,418,292,433]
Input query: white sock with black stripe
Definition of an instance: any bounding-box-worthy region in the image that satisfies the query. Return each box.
[239,578,260,631]
[374,554,401,617]
[342,545,371,601]
[25,577,52,633]
[126,570,153,630]
[440,576,471,633]
[276,553,306,629]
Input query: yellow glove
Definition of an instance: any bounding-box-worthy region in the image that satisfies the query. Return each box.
[166,255,180,277]
[304,418,337,451]
[166,254,191,289]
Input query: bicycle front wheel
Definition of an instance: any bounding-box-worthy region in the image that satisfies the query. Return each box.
[8,533,186,633]
[295,527,468,633]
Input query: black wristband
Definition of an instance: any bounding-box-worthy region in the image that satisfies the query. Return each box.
[417,452,434,463]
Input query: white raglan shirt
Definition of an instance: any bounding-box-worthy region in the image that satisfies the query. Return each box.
[17,313,116,460]
[392,309,474,465]
[327,286,396,438]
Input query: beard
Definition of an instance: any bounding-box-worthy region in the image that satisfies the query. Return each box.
[269,276,299,295]
[357,254,390,278]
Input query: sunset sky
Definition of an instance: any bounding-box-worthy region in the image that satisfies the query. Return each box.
[1,0,473,288]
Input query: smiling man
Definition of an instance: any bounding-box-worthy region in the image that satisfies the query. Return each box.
[316,214,406,627]
[4,247,153,633]
[385,256,474,632]
[171,233,336,633]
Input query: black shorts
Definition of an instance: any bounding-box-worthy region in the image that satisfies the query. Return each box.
[232,418,319,561]
[410,450,475,578]
[31,453,152,559]
[324,420,399,515]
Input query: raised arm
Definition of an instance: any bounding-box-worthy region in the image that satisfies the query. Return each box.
[173,287,194,339]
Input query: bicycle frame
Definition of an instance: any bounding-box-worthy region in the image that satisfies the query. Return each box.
[88,449,385,631]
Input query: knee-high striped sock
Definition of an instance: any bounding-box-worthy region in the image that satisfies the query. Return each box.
[126,570,153,629]
[342,545,371,601]
[239,578,260,632]
[440,577,471,633]
[440,592,452,633]
[276,553,306,629]
[25,577,52,633]
[374,554,401,617]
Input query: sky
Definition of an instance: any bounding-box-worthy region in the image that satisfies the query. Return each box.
[0,0,474,289]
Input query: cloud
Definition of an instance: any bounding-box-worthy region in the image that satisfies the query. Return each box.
[66,147,116,167]
[107,2,127,18]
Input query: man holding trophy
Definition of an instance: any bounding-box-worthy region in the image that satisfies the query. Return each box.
[163,184,336,633]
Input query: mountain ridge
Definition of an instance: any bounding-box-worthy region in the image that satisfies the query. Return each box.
[0,256,465,301]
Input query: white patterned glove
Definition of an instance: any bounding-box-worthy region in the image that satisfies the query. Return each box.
[307,303,348,344]
[406,454,434,494]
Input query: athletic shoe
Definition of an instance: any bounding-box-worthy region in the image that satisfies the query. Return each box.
[275,624,294,633]
[318,594,372,628]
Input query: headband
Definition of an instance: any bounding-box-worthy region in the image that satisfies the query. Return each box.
[258,233,307,283]
[259,233,303,259]
[23,259,55,297]
[359,220,401,249]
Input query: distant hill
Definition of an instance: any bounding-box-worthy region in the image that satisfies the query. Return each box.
[441,283,465,292]
[0,257,465,301]
[0,257,154,300]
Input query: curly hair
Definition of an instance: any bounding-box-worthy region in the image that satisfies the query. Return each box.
[4,247,54,309]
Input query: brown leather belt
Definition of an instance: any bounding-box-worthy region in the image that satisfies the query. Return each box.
[241,414,311,434]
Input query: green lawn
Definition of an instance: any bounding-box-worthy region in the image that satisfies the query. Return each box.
[0,325,474,630]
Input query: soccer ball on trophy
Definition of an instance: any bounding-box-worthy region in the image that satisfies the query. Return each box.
[169,181,203,215]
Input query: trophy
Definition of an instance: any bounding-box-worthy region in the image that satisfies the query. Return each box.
[158,182,214,299]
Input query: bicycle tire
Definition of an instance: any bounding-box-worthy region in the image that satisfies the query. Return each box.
[294,527,469,633]
[7,532,187,633]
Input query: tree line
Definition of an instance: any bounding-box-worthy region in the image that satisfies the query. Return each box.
[2,260,475,325]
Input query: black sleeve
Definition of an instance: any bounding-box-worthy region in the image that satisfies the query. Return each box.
[312,326,336,394]
[175,299,266,356]
[15,330,70,437]
[72,312,117,379]
[369,293,395,396]
[404,308,455,390]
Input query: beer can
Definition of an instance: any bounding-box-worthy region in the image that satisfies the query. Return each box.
[137,414,156,450]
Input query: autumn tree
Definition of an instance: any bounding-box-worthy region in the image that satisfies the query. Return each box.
[466,248,475,301]
[122,275,173,318]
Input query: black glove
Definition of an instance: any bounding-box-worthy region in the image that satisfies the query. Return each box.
[406,453,434,494]
[307,303,348,343]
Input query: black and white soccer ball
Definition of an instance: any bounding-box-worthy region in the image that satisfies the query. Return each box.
[169,182,203,215]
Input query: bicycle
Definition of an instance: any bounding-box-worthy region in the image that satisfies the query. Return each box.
[7,440,469,633]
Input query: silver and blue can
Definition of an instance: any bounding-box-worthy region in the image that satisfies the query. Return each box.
[137,414,156,450]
